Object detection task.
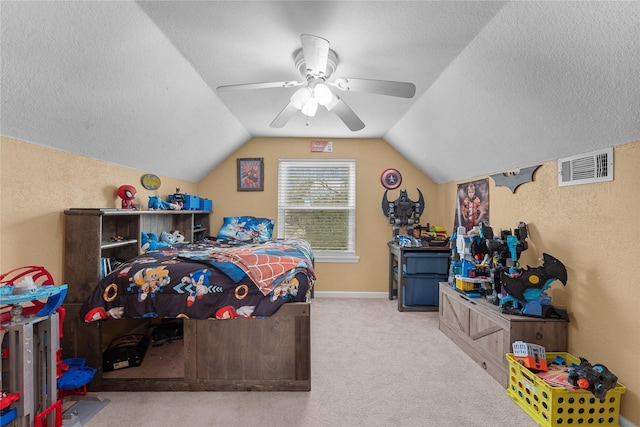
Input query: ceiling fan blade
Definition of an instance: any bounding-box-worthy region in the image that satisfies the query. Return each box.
[301,34,330,77]
[330,78,416,98]
[327,96,365,132]
[217,81,303,92]
[270,101,299,128]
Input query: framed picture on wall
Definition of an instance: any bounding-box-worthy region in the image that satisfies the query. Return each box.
[237,158,264,191]
[454,178,489,232]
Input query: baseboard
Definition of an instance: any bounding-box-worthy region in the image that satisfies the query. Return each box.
[620,415,636,427]
[313,291,388,299]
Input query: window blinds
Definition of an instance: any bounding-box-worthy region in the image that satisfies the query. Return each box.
[278,159,356,255]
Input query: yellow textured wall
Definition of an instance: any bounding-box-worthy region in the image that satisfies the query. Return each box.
[0,136,196,282]
[436,141,640,424]
[197,137,438,293]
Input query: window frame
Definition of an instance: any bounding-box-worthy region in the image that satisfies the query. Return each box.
[277,159,359,263]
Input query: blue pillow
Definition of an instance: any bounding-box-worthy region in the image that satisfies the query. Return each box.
[217,216,274,242]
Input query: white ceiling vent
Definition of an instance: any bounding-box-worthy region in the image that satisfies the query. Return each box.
[558,147,613,187]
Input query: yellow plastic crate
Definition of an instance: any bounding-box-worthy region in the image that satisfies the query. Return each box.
[506,352,626,427]
[455,275,490,292]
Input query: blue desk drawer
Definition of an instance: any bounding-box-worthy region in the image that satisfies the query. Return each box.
[403,252,450,275]
[403,275,446,306]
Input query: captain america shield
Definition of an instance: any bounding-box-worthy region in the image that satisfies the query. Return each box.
[380,168,402,190]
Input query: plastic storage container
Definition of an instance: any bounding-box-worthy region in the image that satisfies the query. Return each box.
[403,275,441,306]
[168,194,200,210]
[506,352,626,427]
[181,195,200,210]
[199,198,213,212]
[403,252,450,275]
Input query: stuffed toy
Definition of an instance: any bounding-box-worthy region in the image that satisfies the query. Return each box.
[148,196,182,210]
[148,196,167,210]
[171,230,185,243]
[140,232,171,253]
[160,231,177,246]
[117,185,138,210]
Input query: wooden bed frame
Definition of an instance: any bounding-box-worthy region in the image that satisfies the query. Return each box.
[62,209,311,392]
[62,302,311,392]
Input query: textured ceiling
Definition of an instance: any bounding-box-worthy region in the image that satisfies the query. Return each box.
[2,1,639,184]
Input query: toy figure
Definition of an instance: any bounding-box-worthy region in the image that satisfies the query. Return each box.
[117,185,138,209]
[171,188,185,204]
[381,188,425,240]
[480,222,529,305]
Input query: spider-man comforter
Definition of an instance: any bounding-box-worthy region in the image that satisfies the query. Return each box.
[80,238,315,322]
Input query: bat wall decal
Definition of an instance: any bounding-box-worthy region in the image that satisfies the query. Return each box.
[490,165,541,193]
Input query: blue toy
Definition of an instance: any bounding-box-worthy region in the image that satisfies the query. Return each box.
[160,231,177,245]
[148,196,182,210]
[141,232,170,252]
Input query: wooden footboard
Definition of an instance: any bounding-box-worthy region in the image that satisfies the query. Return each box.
[98,302,311,392]
[184,302,311,390]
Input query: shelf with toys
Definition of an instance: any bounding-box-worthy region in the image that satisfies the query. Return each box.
[64,208,211,304]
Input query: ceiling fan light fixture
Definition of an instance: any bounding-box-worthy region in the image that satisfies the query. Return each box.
[314,83,333,106]
[324,93,340,111]
[301,97,318,117]
[290,87,312,110]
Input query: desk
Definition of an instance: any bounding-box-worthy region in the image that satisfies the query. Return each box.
[388,242,450,312]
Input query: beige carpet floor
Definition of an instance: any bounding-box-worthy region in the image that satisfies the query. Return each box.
[82,297,537,427]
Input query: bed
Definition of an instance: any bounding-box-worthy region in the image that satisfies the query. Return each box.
[79,237,314,322]
[74,215,315,392]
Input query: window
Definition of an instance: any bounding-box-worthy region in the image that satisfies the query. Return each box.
[278,159,358,262]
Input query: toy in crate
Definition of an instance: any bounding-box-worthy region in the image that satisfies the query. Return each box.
[512,341,548,372]
[506,352,625,427]
[567,357,618,403]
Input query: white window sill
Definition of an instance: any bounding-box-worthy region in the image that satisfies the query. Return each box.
[314,254,360,263]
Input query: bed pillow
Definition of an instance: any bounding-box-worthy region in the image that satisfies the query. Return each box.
[244,217,275,241]
[217,216,253,241]
[217,216,274,242]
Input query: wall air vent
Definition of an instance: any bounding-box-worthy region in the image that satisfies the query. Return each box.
[558,147,613,187]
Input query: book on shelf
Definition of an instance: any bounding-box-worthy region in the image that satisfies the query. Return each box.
[100,258,111,279]
[101,257,127,279]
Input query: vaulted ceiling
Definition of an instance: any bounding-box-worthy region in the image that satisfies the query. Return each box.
[2,1,639,184]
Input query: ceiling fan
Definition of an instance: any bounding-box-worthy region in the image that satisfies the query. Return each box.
[216,34,416,131]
